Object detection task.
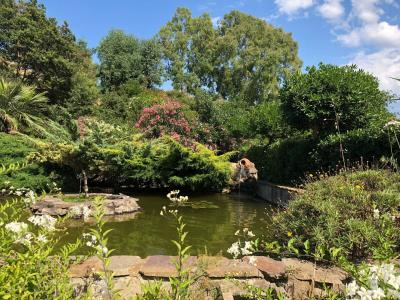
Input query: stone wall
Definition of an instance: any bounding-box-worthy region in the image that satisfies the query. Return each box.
[69,255,348,299]
[255,181,304,206]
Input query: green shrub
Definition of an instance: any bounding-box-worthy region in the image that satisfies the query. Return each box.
[273,169,400,261]
[0,133,52,190]
[245,133,317,184]
[101,136,234,191]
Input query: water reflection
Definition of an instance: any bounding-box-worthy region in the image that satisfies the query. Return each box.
[58,193,274,257]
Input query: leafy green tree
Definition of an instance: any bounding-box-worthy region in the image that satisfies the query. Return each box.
[158,7,215,93]
[138,38,164,88]
[159,8,301,103]
[0,77,48,133]
[214,11,301,104]
[281,63,391,136]
[97,30,163,90]
[0,0,92,104]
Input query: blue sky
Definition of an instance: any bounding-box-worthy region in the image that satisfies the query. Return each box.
[39,0,400,106]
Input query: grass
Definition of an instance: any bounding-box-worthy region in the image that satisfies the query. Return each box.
[60,194,96,203]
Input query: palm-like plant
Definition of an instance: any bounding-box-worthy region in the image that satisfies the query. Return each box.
[0,77,48,133]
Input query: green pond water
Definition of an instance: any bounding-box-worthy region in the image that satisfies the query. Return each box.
[61,193,275,258]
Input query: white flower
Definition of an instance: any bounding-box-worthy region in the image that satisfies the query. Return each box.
[37,234,48,243]
[82,206,91,220]
[346,280,359,297]
[101,246,108,255]
[246,230,255,238]
[227,241,241,258]
[370,287,385,299]
[70,206,82,217]
[241,241,253,256]
[28,214,57,231]
[15,191,22,196]
[234,230,240,236]
[160,210,164,216]
[373,209,380,219]
[15,232,33,246]
[5,222,28,235]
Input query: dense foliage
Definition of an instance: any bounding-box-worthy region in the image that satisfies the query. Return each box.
[97,30,163,90]
[0,0,397,188]
[0,133,52,190]
[0,0,97,106]
[273,170,400,260]
[281,63,390,136]
[159,8,301,103]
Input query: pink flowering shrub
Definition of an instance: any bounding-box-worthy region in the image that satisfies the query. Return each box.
[135,101,191,144]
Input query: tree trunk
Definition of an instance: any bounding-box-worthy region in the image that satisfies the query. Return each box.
[82,170,89,198]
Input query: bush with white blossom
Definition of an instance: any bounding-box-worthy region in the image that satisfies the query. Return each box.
[346,263,400,299]
[227,228,258,259]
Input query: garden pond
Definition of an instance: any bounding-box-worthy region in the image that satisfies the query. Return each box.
[61,192,275,257]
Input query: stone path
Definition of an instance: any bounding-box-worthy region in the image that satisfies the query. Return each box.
[69,255,348,299]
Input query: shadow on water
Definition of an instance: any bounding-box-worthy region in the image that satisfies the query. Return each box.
[60,192,276,258]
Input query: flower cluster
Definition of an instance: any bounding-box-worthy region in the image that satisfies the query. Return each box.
[160,205,178,216]
[28,214,57,231]
[70,205,91,221]
[135,101,191,145]
[167,190,189,203]
[1,182,36,205]
[346,263,400,299]
[227,228,257,259]
[5,222,42,246]
[83,233,108,256]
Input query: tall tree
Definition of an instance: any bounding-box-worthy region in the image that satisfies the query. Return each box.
[213,11,302,104]
[97,30,163,90]
[159,8,301,103]
[0,0,92,104]
[158,7,215,93]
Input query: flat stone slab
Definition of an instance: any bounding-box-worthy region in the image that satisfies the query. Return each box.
[139,255,198,278]
[242,256,286,279]
[108,256,143,277]
[282,258,348,285]
[69,256,103,278]
[198,256,263,278]
[31,193,141,218]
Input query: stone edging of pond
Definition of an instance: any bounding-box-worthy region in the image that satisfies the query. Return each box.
[30,193,141,218]
[69,255,348,299]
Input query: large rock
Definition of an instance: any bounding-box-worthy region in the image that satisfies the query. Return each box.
[282,258,348,299]
[198,256,263,278]
[108,255,143,277]
[242,256,286,279]
[30,193,141,218]
[139,255,198,278]
[282,258,347,285]
[69,256,103,278]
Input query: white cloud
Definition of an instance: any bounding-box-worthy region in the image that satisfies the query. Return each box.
[349,49,400,95]
[338,21,400,48]
[335,0,400,48]
[274,0,315,15]
[318,0,345,22]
